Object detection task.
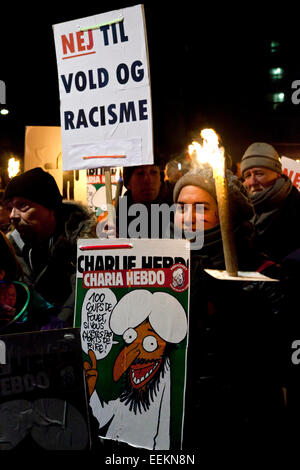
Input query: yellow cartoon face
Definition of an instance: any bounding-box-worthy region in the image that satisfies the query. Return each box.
[113,320,167,389]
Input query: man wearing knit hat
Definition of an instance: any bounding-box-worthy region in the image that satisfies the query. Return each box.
[4,168,63,244]
[241,142,282,195]
[240,142,300,262]
[4,167,97,325]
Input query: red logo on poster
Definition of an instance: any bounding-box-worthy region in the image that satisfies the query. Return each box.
[169,263,189,293]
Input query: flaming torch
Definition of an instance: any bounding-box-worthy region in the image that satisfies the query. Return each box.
[8,157,20,179]
[188,129,238,277]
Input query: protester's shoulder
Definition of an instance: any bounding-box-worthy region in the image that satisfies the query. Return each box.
[288,184,300,202]
[282,185,300,222]
[58,201,97,238]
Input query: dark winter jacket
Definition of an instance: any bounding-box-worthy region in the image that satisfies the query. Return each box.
[7,202,97,325]
[250,175,300,262]
[182,222,285,452]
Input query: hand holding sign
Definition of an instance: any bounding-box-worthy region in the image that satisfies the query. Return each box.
[83,349,98,396]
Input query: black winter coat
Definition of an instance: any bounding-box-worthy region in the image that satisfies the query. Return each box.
[7,202,97,324]
[251,176,300,262]
[182,224,285,454]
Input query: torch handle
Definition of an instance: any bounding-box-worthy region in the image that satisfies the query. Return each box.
[215,175,239,277]
[104,168,114,228]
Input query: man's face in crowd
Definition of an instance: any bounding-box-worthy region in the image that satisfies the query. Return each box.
[174,185,220,232]
[6,197,56,243]
[243,167,281,194]
[127,165,161,203]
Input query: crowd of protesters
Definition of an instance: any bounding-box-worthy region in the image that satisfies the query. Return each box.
[0,140,299,454]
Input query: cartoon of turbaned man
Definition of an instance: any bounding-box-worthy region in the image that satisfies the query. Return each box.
[84,289,188,450]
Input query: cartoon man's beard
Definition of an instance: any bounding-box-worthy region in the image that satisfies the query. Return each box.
[118,355,170,415]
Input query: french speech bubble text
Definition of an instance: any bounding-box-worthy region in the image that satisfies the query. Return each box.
[81,288,117,360]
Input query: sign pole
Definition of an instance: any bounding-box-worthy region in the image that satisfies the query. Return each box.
[104,168,114,230]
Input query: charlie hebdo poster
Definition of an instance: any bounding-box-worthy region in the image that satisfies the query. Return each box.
[74,238,190,450]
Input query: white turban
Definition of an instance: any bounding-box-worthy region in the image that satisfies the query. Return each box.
[110,290,187,344]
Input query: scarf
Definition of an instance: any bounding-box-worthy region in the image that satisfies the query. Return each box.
[191,221,259,275]
[250,175,293,235]
[251,175,293,214]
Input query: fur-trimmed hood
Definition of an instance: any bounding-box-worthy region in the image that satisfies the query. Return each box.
[6,201,98,312]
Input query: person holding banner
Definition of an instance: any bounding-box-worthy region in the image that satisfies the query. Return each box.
[172,165,286,454]
[3,167,97,326]
[241,142,300,263]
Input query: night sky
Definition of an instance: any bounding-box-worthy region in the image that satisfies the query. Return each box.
[1,1,300,169]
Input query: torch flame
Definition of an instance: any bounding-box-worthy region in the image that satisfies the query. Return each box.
[188,128,225,177]
[8,157,20,179]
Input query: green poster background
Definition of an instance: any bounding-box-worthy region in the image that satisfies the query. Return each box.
[74,240,190,450]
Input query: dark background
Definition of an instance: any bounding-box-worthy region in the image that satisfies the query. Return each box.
[1,1,300,181]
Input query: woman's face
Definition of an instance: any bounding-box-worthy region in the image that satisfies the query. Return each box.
[174,185,220,231]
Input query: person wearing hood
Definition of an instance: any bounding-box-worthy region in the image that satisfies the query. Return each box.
[172,165,285,456]
[241,142,300,263]
[3,167,97,326]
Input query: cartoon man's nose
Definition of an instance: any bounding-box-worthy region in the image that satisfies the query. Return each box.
[113,341,141,382]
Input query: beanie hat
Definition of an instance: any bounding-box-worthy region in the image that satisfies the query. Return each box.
[240,142,282,176]
[173,164,254,223]
[4,167,63,210]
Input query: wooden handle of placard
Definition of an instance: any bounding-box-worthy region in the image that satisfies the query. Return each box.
[104,168,114,228]
[114,169,123,211]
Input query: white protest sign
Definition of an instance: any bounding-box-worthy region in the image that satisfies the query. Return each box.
[24,126,87,204]
[281,156,300,191]
[53,5,153,171]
